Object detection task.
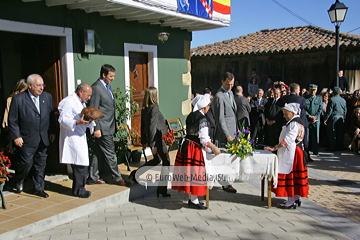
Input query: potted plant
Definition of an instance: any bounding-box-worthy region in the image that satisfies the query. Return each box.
[0,150,11,209]
[112,86,139,163]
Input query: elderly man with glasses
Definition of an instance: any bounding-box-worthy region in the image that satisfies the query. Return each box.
[8,74,56,198]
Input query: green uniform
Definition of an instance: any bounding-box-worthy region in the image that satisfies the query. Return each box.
[324,95,347,151]
[305,94,323,154]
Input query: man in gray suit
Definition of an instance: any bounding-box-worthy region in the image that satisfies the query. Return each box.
[234,86,251,129]
[212,72,238,193]
[88,64,127,186]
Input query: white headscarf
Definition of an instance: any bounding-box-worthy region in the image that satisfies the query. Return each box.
[282,103,300,115]
[192,94,210,112]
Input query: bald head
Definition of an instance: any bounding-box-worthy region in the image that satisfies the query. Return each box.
[76,83,92,103]
[235,86,243,94]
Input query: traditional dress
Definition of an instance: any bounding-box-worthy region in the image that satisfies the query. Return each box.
[172,110,210,196]
[272,115,309,198]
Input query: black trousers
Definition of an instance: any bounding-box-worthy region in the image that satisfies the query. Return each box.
[137,136,170,194]
[16,140,47,192]
[89,135,122,182]
[71,164,88,196]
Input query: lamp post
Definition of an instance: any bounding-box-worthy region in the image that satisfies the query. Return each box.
[328,0,348,88]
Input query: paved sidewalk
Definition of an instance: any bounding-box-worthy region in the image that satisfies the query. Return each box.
[15,149,360,239]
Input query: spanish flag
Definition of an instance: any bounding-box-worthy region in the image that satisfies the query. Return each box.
[213,0,231,14]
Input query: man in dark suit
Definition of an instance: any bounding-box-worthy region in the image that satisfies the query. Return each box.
[264,88,283,147]
[88,64,127,186]
[250,89,267,146]
[234,86,251,129]
[8,74,56,198]
[337,70,350,93]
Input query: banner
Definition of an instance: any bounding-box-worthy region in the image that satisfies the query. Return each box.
[178,0,213,19]
[213,0,231,14]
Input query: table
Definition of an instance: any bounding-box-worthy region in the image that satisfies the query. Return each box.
[205,150,278,208]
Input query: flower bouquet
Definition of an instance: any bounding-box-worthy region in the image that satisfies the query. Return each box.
[0,151,11,182]
[162,129,175,146]
[225,128,254,159]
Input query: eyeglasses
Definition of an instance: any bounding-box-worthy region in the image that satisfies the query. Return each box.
[34,84,46,88]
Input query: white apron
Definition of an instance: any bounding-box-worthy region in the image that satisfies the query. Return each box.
[58,92,95,166]
[276,117,299,174]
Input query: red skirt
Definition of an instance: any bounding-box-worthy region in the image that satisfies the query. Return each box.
[272,146,309,197]
[171,140,207,196]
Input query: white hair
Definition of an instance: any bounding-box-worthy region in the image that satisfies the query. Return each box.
[26,74,42,85]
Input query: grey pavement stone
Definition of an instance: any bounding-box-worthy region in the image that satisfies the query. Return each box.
[70,226,106,234]
[106,215,138,222]
[124,229,161,237]
[107,223,142,231]
[89,230,125,239]
[50,233,89,240]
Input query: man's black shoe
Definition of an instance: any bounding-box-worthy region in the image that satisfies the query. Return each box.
[78,191,91,198]
[222,185,237,193]
[308,157,314,162]
[15,181,24,193]
[34,191,49,198]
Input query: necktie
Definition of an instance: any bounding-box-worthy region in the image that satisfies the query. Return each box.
[106,84,114,100]
[33,97,40,113]
[272,99,277,105]
[228,91,235,109]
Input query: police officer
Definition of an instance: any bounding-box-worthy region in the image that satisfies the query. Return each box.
[324,87,347,151]
[305,84,323,155]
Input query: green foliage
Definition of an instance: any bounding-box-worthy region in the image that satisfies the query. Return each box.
[113,86,138,126]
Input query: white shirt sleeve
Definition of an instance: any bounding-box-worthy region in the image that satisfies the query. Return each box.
[198,126,211,147]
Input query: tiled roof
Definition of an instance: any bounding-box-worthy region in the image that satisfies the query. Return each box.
[191,25,360,57]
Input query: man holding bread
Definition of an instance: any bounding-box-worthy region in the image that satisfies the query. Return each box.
[58,83,96,198]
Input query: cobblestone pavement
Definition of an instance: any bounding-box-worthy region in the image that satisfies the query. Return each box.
[21,149,360,240]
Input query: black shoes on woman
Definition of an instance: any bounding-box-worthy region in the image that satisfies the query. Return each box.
[279,199,301,209]
[188,200,207,210]
[279,203,297,209]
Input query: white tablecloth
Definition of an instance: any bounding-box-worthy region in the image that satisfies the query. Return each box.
[205,150,278,189]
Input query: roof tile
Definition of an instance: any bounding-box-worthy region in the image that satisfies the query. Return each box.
[191,25,360,57]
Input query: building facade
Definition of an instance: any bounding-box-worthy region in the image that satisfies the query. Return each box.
[0,0,231,171]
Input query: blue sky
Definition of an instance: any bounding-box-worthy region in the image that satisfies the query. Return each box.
[191,0,360,48]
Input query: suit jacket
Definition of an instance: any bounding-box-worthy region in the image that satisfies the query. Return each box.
[141,105,167,148]
[278,93,309,127]
[8,90,55,148]
[234,94,251,127]
[265,98,283,123]
[89,79,116,136]
[212,87,237,145]
[250,97,268,126]
[205,107,216,140]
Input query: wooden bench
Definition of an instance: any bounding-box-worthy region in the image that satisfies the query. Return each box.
[166,118,186,150]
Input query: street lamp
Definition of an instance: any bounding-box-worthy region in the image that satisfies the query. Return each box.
[328,0,348,88]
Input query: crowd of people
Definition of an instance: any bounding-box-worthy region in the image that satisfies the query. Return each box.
[1,66,359,211]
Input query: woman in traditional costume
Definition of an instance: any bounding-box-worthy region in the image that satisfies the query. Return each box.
[172,94,220,210]
[264,103,309,209]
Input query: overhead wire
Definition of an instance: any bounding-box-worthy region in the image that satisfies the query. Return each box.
[348,26,360,34]
[271,0,317,27]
